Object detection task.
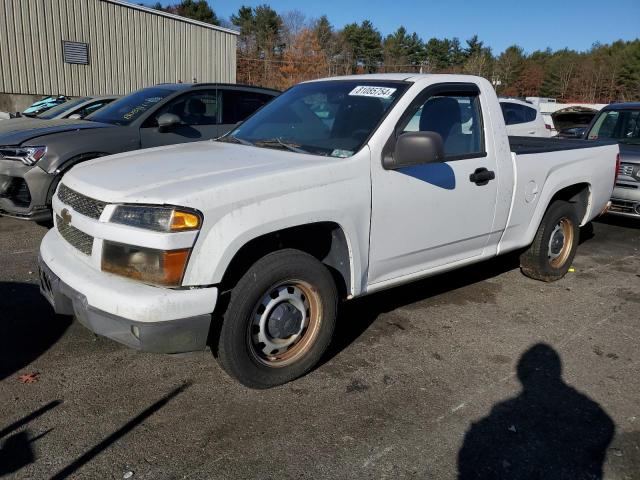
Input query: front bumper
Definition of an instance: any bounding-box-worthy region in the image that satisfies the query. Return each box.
[609,183,640,218]
[39,229,218,353]
[0,159,54,220]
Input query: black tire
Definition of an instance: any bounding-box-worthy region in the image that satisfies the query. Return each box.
[217,249,337,388]
[520,200,580,282]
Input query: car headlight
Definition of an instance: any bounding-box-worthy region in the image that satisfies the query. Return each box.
[102,241,191,287]
[110,205,201,232]
[0,146,47,166]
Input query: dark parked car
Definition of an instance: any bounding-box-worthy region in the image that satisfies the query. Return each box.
[0,83,279,220]
[556,126,587,139]
[584,102,640,218]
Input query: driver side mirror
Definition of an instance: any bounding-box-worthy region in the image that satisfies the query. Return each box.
[157,113,181,132]
[68,113,82,120]
[383,131,445,170]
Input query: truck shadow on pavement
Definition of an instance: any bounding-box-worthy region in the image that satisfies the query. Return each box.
[595,215,640,230]
[457,343,615,479]
[324,250,523,365]
[323,223,598,366]
[0,282,71,381]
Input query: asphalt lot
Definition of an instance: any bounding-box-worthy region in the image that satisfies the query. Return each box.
[0,214,638,479]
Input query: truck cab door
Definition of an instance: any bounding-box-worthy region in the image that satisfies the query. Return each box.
[368,84,500,286]
[139,89,220,148]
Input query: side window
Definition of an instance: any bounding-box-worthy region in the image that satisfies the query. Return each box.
[500,102,537,125]
[222,90,274,124]
[403,93,484,158]
[71,99,113,119]
[501,102,523,125]
[522,105,537,122]
[150,90,219,127]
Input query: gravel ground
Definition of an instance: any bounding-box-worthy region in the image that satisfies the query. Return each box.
[0,214,638,480]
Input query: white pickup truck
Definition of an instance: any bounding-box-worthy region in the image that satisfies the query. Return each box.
[38,74,619,388]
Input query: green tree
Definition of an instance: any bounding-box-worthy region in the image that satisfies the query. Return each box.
[341,20,383,72]
[231,4,283,56]
[313,15,334,54]
[618,41,640,101]
[495,45,525,95]
[153,0,219,25]
[425,37,452,71]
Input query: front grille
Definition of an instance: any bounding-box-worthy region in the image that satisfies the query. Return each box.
[618,163,634,177]
[57,183,106,219]
[57,215,94,255]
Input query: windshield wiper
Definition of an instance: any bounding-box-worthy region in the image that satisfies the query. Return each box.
[217,135,254,146]
[254,137,309,154]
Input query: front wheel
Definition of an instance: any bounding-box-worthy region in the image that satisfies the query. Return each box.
[520,200,580,282]
[217,249,337,388]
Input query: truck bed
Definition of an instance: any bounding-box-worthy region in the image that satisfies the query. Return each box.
[509,136,617,155]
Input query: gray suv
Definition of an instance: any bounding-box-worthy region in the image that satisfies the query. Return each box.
[0,83,278,221]
[585,103,640,218]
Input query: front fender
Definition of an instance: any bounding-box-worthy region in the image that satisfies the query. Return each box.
[182,162,371,297]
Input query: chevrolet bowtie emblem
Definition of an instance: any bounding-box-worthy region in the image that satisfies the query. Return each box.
[60,208,72,225]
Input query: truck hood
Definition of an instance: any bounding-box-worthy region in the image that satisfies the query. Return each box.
[63,141,340,205]
[0,118,112,146]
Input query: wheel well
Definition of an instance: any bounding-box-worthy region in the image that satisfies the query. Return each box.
[47,152,109,203]
[220,222,352,299]
[548,183,590,224]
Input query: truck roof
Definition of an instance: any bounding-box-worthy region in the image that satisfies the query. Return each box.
[308,73,483,83]
[604,102,640,110]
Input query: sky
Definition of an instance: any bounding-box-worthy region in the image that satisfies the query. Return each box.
[155,0,640,54]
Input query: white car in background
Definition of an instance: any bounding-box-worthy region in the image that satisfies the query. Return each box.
[500,98,551,137]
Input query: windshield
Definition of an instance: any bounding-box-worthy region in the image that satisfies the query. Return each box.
[587,109,640,145]
[221,80,408,157]
[37,97,89,119]
[87,87,175,126]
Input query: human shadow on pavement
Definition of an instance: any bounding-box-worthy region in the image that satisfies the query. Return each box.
[0,400,61,477]
[0,282,71,381]
[457,343,615,480]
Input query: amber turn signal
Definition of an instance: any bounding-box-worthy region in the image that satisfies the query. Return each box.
[171,210,201,231]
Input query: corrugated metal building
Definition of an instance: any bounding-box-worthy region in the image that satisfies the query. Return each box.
[0,0,238,111]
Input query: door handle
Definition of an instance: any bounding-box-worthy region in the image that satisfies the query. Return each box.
[469,167,495,186]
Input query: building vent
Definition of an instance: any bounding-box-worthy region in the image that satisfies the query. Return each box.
[62,41,89,65]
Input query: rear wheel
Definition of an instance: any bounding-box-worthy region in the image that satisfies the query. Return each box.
[520,200,580,282]
[217,249,337,388]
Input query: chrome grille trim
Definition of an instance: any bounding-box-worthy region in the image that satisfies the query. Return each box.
[57,184,106,220]
[618,163,634,177]
[56,215,94,255]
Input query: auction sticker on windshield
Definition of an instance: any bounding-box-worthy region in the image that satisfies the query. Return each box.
[349,86,397,98]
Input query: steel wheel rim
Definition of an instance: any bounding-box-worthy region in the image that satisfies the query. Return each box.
[548,218,574,268]
[247,280,322,368]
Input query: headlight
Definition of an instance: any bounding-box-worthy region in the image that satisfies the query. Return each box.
[0,146,47,166]
[110,205,201,232]
[102,241,191,287]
